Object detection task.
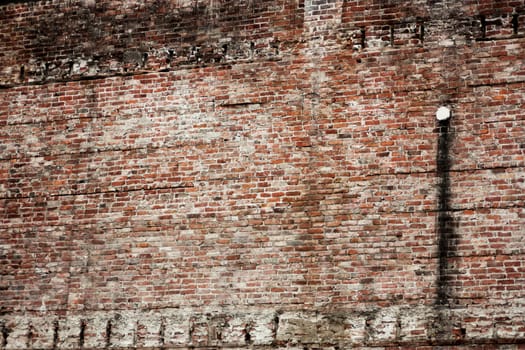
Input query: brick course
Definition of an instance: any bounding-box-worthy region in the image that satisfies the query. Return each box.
[1,0,524,349]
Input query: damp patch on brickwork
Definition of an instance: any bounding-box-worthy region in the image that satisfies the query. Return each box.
[435,114,455,306]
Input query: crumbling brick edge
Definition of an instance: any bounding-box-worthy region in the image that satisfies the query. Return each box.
[1,304,524,349]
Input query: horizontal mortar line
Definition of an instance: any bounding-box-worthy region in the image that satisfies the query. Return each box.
[0,300,436,316]
[3,92,525,129]
[0,220,182,229]
[369,338,525,349]
[3,107,523,130]
[452,119,525,130]
[1,125,524,162]
[2,110,213,128]
[353,85,464,98]
[0,70,137,89]
[467,78,525,88]
[357,168,436,177]
[0,56,283,90]
[0,146,148,162]
[1,123,523,162]
[3,100,218,127]
[449,295,525,300]
[394,202,525,214]
[53,302,297,314]
[341,77,525,95]
[0,183,195,200]
[219,101,268,107]
[453,121,525,132]
[449,252,525,260]
[2,82,525,128]
[0,203,522,231]
[0,65,520,106]
[482,117,525,125]
[449,163,525,173]
[0,139,233,162]
[358,162,525,178]
[1,99,283,128]
[475,34,525,42]
[3,113,124,127]
[1,163,524,200]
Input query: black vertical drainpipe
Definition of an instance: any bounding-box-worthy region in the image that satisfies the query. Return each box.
[436,116,454,306]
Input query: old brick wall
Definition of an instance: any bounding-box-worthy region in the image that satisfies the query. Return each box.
[0,0,524,348]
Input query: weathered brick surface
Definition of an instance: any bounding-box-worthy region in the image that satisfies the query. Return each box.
[1,0,524,349]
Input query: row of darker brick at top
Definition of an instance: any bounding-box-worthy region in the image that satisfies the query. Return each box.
[1,0,525,86]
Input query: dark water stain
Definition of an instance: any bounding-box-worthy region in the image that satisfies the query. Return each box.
[435,117,456,306]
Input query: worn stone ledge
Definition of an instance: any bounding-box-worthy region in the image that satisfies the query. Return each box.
[1,304,525,349]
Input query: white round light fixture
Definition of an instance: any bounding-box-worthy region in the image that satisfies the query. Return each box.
[436,106,451,121]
